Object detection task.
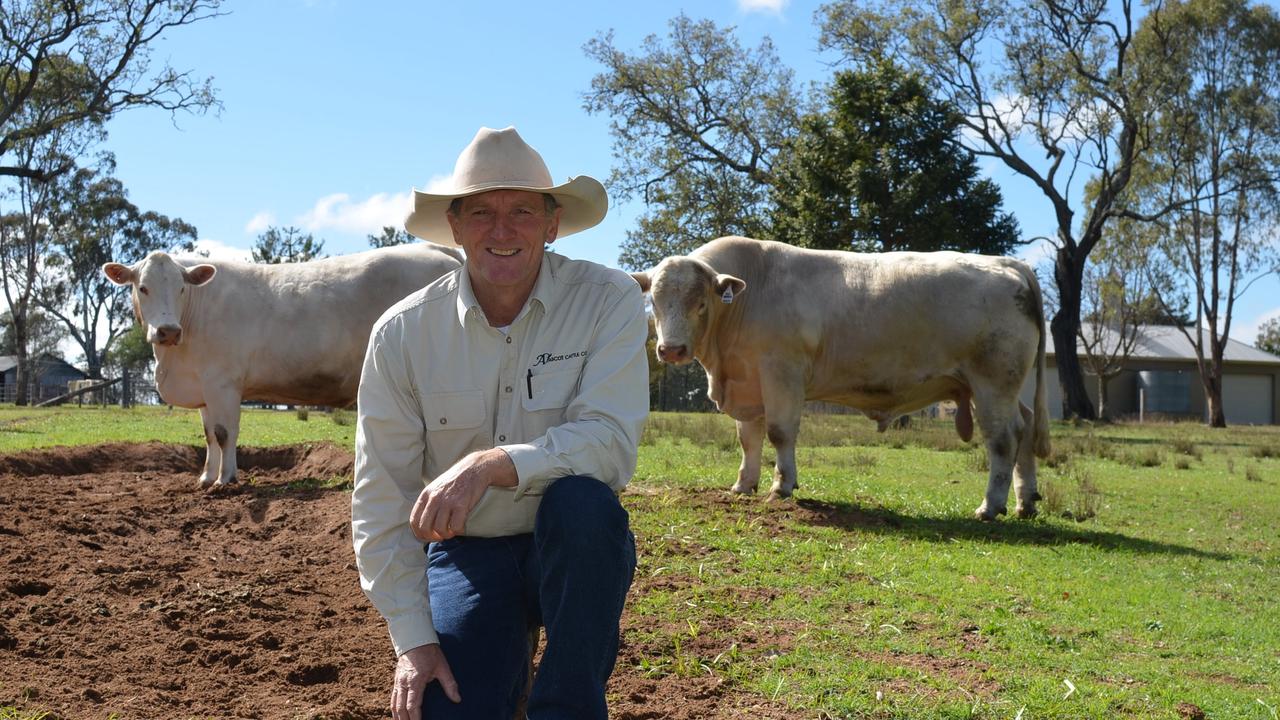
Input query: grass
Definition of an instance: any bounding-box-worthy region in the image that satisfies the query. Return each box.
[3,406,1280,719]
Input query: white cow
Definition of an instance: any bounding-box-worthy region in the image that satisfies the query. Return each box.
[632,236,1050,520]
[102,244,463,489]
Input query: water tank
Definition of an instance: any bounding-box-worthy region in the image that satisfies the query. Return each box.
[1137,370,1192,414]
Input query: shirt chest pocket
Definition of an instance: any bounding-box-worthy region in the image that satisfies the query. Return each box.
[425,389,486,431]
[523,368,579,412]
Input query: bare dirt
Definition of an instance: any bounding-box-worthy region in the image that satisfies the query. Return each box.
[0,443,799,719]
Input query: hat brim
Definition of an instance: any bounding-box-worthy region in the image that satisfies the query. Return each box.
[404,175,608,247]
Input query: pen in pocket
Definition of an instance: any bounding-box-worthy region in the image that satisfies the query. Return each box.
[526,368,533,399]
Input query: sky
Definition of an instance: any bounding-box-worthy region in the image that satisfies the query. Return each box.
[92,0,1280,346]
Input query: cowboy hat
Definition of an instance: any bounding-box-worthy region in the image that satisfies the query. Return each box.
[404,126,609,246]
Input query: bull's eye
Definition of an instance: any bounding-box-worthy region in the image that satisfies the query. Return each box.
[139,286,149,296]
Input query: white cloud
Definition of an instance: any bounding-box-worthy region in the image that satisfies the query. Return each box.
[296,191,413,235]
[244,211,275,235]
[419,174,455,194]
[739,0,788,13]
[1231,306,1280,346]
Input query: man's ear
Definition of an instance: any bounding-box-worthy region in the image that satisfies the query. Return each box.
[102,262,135,286]
[630,272,651,293]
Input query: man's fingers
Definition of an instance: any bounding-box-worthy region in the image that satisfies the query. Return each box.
[436,659,462,703]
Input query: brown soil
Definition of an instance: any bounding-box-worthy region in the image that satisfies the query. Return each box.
[0,443,799,719]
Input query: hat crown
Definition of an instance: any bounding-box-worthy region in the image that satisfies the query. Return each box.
[451,126,554,191]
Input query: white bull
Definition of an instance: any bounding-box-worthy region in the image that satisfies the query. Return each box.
[632,236,1050,520]
[102,244,463,488]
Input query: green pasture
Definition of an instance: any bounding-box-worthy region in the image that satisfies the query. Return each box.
[2,406,1278,719]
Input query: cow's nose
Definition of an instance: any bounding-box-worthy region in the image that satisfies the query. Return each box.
[153,325,182,346]
[657,343,687,363]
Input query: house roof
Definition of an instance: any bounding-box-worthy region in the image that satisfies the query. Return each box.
[0,353,87,376]
[1044,325,1280,365]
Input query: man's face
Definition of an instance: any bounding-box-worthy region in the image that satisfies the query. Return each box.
[448,189,561,298]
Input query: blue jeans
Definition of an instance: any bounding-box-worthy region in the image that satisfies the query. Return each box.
[420,475,636,719]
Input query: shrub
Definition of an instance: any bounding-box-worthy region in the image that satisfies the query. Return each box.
[329,408,353,426]
[296,407,309,422]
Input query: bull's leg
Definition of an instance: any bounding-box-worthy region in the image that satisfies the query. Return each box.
[197,407,221,490]
[972,394,1020,521]
[759,369,804,501]
[200,387,243,488]
[732,417,766,494]
[1012,402,1039,518]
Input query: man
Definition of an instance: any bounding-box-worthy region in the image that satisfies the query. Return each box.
[352,126,649,720]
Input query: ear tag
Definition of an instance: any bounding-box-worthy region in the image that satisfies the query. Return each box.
[721,288,734,304]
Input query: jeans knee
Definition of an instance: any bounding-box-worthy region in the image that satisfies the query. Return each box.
[537,475,628,542]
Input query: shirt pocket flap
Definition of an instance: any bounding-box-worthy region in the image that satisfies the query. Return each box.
[426,389,486,430]
[523,368,579,411]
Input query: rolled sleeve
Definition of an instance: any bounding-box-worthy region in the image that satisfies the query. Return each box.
[351,318,437,655]
[506,283,649,498]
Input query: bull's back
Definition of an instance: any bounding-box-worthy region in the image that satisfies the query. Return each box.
[695,237,1038,397]
[187,247,460,405]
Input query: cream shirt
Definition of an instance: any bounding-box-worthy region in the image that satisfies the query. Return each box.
[351,252,649,655]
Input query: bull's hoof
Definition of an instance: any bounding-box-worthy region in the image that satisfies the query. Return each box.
[973,505,1007,522]
[205,475,239,492]
[1015,506,1038,519]
[730,484,758,495]
[198,475,215,490]
[766,489,794,502]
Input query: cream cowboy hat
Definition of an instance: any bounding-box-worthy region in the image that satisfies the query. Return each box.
[404,126,609,246]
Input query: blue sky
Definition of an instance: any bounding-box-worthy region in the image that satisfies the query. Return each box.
[97,0,1279,343]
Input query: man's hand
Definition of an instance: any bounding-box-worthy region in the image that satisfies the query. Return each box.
[410,448,517,542]
[392,643,460,719]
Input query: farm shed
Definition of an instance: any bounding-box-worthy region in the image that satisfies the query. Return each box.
[1020,325,1280,425]
[0,353,89,404]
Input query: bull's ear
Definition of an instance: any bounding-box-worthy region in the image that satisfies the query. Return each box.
[102,262,134,286]
[714,274,745,299]
[630,272,651,293]
[184,264,217,286]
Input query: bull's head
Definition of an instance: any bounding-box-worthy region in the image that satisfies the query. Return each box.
[102,252,216,347]
[631,257,745,365]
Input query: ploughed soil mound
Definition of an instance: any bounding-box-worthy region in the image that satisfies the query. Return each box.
[0,443,796,719]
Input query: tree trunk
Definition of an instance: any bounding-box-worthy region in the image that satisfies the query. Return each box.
[12,316,30,406]
[1052,247,1097,421]
[1203,364,1226,428]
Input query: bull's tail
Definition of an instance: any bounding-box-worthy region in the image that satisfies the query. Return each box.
[1020,263,1052,459]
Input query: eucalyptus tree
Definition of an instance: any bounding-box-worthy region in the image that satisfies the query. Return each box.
[1121,0,1280,426]
[583,14,804,270]
[0,0,223,181]
[818,0,1180,420]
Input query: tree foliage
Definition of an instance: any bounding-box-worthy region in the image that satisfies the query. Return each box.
[583,14,803,270]
[252,226,325,264]
[771,60,1020,254]
[0,0,223,182]
[1120,0,1280,427]
[1257,317,1280,356]
[368,225,416,248]
[1,306,65,358]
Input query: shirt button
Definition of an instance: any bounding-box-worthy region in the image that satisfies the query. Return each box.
[498,435,506,442]
[439,418,447,425]
[505,386,512,393]
[505,336,512,344]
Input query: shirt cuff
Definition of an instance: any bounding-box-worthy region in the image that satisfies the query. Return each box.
[387,613,439,656]
[502,443,556,499]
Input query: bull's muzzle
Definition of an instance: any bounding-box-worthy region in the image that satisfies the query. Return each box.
[656,343,689,364]
[150,324,183,346]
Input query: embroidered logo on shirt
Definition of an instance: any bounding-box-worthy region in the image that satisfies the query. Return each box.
[533,350,587,367]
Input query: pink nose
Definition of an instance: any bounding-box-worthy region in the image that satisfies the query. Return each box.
[152,325,182,346]
[656,343,687,363]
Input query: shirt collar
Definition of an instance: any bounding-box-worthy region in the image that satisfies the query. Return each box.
[454,252,557,328]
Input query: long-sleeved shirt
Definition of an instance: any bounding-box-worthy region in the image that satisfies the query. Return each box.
[351,252,650,655]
